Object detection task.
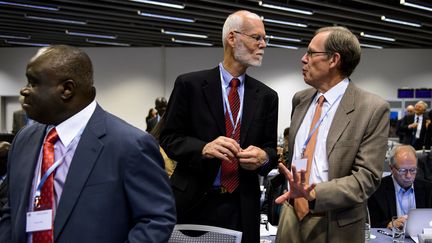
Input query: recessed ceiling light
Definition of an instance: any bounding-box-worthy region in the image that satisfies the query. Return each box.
[137,11,194,23]
[360,43,383,49]
[161,29,207,38]
[25,14,86,25]
[360,32,395,42]
[130,0,184,9]
[65,30,117,39]
[171,38,213,46]
[258,1,313,15]
[381,16,421,27]
[400,0,432,12]
[267,43,299,49]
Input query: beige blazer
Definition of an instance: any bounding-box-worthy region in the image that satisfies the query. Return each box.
[286,82,389,242]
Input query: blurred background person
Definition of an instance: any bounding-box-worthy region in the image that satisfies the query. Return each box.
[150,115,176,177]
[12,96,32,135]
[368,145,432,229]
[396,105,415,143]
[0,141,10,209]
[145,108,157,131]
[146,97,167,133]
[399,100,428,150]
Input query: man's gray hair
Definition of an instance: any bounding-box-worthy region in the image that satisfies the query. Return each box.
[389,144,417,166]
[221,10,261,48]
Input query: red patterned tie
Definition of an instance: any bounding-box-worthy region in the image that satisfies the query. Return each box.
[294,95,325,220]
[33,128,58,243]
[221,78,240,193]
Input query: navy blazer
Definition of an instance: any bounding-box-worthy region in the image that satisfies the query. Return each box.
[0,105,176,243]
[368,175,432,228]
[160,67,278,243]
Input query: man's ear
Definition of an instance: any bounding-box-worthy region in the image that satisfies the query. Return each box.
[59,79,76,100]
[329,52,341,69]
[226,31,236,48]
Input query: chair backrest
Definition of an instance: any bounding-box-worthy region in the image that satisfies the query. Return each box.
[168,224,242,243]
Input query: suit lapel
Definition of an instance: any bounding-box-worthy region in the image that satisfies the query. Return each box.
[289,90,316,162]
[202,67,225,135]
[326,82,355,157]
[240,75,258,146]
[15,125,46,240]
[383,177,398,217]
[54,105,105,240]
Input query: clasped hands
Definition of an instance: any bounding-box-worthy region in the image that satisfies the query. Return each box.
[275,163,316,204]
[202,136,267,170]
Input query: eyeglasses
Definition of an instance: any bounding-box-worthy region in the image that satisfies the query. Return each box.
[306,50,330,57]
[393,166,417,175]
[233,31,269,44]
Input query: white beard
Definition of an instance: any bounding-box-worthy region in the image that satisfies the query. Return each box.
[233,41,263,67]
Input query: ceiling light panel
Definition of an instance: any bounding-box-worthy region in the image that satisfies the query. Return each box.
[360,32,395,42]
[267,43,299,49]
[262,17,308,28]
[400,0,432,12]
[161,29,207,38]
[171,38,212,46]
[25,14,87,25]
[66,30,117,39]
[0,1,58,10]
[259,1,313,15]
[130,0,184,9]
[381,16,421,27]
[137,11,194,23]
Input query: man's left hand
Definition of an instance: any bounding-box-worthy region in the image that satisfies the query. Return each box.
[275,163,316,204]
[237,145,268,170]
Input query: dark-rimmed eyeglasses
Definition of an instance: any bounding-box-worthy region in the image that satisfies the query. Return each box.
[393,166,417,175]
[306,50,330,57]
[233,31,269,44]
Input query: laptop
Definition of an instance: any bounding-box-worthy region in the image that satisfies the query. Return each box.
[406,208,432,237]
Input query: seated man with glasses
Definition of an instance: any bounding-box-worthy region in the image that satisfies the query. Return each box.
[368,145,432,229]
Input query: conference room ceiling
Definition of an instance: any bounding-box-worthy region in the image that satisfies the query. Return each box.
[1,0,432,49]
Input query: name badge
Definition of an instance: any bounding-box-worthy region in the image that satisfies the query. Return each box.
[292,158,307,172]
[26,209,52,233]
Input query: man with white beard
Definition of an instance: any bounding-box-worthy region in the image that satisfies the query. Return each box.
[160,10,279,243]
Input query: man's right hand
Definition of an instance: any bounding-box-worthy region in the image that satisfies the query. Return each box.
[202,136,241,161]
[387,215,407,229]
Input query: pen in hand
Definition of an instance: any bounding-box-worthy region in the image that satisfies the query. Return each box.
[377,229,392,237]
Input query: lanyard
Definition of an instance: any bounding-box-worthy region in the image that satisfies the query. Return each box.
[33,133,80,208]
[301,94,342,157]
[220,73,243,139]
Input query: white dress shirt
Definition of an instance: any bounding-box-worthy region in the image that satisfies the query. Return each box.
[293,79,349,183]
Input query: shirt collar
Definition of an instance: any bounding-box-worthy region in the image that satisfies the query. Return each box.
[50,100,97,147]
[219,62,245,89]
[315,78,349,105]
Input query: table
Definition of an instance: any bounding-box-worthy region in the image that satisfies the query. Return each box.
[260,228,416,242]
[370,228,415,243]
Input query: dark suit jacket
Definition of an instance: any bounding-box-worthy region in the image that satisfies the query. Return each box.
[368,175,432,228]
[0,105,176,243]
[400,114,429,150]
[160,67,278,243]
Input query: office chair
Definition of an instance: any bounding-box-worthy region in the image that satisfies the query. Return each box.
[168,224,242,243]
